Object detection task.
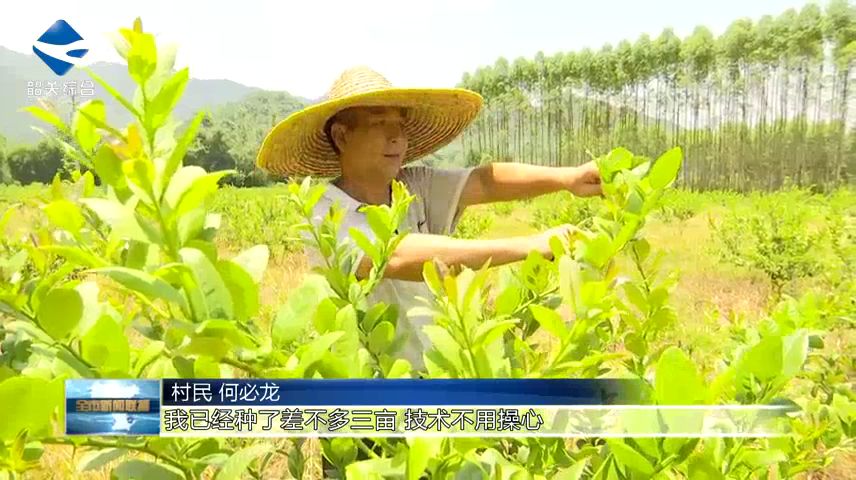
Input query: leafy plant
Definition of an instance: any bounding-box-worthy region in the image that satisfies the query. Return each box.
[712,190,827,300]
[529,193,599,230]
[452,208,494,240]
[0,17,852,480]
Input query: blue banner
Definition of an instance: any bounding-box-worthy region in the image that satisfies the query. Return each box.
[65,379,161,436]
[162,379,644,406]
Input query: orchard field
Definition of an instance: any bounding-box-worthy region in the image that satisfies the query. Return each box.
[0,179,854,479]
[0,15,855,480]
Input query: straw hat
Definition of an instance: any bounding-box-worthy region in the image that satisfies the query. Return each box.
[255,66,483,177]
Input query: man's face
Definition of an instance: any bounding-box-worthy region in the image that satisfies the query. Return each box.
[333,106,408,180]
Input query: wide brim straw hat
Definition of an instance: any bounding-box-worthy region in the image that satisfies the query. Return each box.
[256,66,484,177]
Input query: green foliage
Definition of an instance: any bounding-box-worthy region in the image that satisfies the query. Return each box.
[656,188,705,222]
[210,185,303,259]
[0,16,852,480]
[185,91,306,186]
[5,142,65,185]
[452,208,495,239]
[713,189,829,299]
[529,193,599,230]
[491,201,517,217]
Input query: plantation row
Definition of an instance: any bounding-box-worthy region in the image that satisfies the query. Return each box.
[458,0,856,191]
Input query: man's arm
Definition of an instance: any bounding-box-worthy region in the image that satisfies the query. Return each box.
[356,225,572,282]
[459,162,602,207]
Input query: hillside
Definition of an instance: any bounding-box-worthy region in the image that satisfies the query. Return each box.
[0,46,280,145]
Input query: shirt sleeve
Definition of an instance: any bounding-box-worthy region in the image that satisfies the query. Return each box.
[401,166,474,235]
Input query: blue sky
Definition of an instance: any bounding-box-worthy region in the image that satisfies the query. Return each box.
[1,0,814,98]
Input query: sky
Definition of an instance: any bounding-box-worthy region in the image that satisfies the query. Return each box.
[2,0,814,99]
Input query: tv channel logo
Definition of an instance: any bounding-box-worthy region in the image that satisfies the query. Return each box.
[33,20,89,76]
[65,379,161,436]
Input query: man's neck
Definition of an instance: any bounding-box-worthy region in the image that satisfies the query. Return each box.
[335,173,391,206]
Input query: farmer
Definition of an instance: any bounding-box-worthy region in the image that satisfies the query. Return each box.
[256,66,602,369]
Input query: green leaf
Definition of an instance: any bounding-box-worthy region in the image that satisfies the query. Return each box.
[364,207,392,242]
[180,338,229,361]
[296,332,345,375]
[92,146,131,198]
[687,456,724,480]
[273,275,330,346]
[312,298,339,334]
[349,227,380,263]
[554,460,588,480]
[346,458,401,480]
[22,441,44,463]
[808,335,824,349]
[171,170,234,219]
[655,347,706,405]
[74,281,104,335]
[196,320,255,349]
[37,287,84,340]
[216,260,259,321]
[407,437,443,480]
[494,284,521,316]
[423,325,464,373]
[472,319,517,346]
[781,330,809,378]
[194,356,221,378]
[213,444,274,480]
[177,208,206,245]
[133,341,165,376]
[647,147,683,189]
[126,31,157,85]
[606,440,655,476]
[333,305,361,355]
[529,305,566,340]
[73,99,106,154]
[179,248,233,319]
[77,106,127,147]
[422,261,443,297]
[738,449,787,468]
[578,232,613,269]
[123,157,156,201]
[40,245,106,268]
[740,337,783,382]
[77,448,128,472]
[21,105,68,134]
[81,197,125,227]
[84,68,139,118]
[232,245,269,284]
[0,377,63,441]
[90,267,188,312]
[82,316,130,374]
[361,303,389,333]
[287,441,305,479]
[146,68,189,131]
[598,148,633,181]
[161,111,205,189]
[387,359,412,378]
[368,321,395,353]
[44,199,85,234]
[622,283,648,313]
[111,459,184,480]
[325,438,358,469]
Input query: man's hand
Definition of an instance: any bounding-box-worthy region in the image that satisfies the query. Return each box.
[564,161,603,197]
[531,223,576,260]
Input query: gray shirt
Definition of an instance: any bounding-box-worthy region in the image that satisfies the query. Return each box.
[306,166,474,370]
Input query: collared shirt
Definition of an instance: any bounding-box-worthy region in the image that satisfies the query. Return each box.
[306,166,474,370]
